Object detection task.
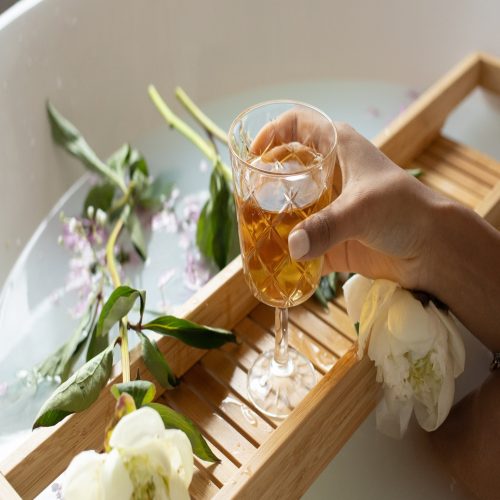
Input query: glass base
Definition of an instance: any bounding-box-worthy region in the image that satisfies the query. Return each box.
[247,348,316,419]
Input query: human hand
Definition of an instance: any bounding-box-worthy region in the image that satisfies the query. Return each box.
[252,111,443,291]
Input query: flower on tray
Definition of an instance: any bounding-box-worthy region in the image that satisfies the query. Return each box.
[343,275,465,438]
[63,405,193,500]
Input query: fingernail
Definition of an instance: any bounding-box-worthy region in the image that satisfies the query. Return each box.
[289,229,310,260]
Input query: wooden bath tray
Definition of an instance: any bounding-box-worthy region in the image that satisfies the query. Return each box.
[2,52,500,499]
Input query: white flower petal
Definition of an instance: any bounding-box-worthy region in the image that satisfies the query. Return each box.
[361,279,399,334]
[414,353,455,431]
[387,289,436,349]
[167,473,191,500]
[123,436,173,475]
[343,274,372,324]
[102,449,134,500]
[429,303,465,377]
[375,388,414,439]
[62,450,105,500]
[356,279,399,358]
[163,429,194,487]
[110,407,165,449]
[367,316,391,365]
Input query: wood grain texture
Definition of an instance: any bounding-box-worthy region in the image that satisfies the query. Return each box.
[476,180,500,229]
[183,364,274,446]
[214,350,380,499]
[373,52,481,165]
[190,466,220,499]
[479,52,500,94]
[0,257,256,499]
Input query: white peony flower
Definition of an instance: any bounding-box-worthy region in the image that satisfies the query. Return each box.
[343,275,465,438]
[62,407,193,500]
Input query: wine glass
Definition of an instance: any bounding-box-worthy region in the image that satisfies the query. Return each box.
[228,101,337,418]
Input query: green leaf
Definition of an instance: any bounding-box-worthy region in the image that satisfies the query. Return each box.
[33,346,114,428]
[327,272,338,295]
[406,168,423,178]
[138,332,177,389]
[314,286,329,310]
[148,402,219,462]
[47,102,125,191]
[142,316,237,349]
[111,380,156,408]
[37,308,95,382]
[86,324,109,361]
[83,183,115,215]
[354,322,360,335]
[314,272,338,309]
[106,144,130,173]
[196,201,213,259]
[196,162,239,269]
[127,212,147,261]
[96,286,145,338]
[138,173,174,210]
[128,148,149,178]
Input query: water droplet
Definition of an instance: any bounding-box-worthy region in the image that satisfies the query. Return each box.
[222,396,259,427]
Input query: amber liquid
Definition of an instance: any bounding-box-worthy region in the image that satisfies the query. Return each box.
[235,142,333,308]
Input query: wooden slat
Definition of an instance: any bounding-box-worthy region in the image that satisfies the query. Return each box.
[437,135,500,175]
[476,180,500,229]
[303,298,357,342]
[161,384,256,467]
[373,53,481,165]
[415,163,478,207]
[479,52,500,94]
[183,364,274,446]
[200,350,281,426]
[290,306,352,356]
[0,473,21,500]
[250,304,346,357]
[193,453,238,488]
[235,315,336,374]
[0,257,257,499]
[429,138,500,185]
[214,350,380,499]
[417,151,490,197]
[190,466,220,499]
[334,294,347,310]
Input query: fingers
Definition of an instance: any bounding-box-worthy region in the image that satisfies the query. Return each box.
[288,192,359,260]
[251,108,334,156]
[250,110,298,155]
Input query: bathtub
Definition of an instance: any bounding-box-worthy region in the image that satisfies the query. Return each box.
[0,0,499,498]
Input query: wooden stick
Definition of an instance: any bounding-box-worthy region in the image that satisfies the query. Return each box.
[479,52,500,94]
[372,53,481,165]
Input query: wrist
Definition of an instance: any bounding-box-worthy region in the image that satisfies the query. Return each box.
[419,197,500,350]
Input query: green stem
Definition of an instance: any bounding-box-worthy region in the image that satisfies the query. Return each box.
[108,181,136,217]
[148,85,233,182]
[148,85,217,162]
[106,206,131,383]
[175,87,228,145]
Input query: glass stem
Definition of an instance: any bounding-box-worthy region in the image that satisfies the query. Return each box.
[274,307,289,366]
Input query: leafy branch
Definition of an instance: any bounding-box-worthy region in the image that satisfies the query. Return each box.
[148,86,238,269]
[33,104,238,462]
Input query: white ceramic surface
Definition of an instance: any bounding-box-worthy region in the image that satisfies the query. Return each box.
[1,0,499,498]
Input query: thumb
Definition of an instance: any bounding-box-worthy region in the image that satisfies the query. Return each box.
[288,193,357,260]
